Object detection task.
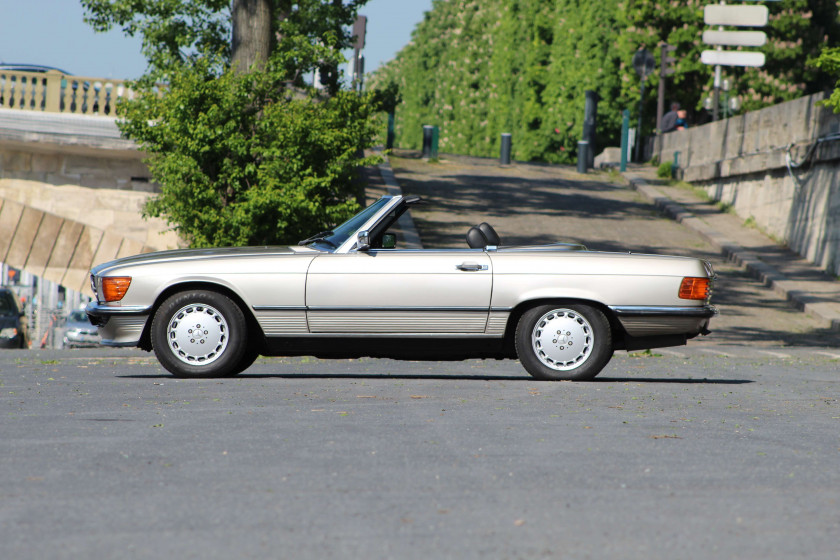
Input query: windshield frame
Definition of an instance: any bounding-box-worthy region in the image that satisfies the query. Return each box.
[305,196,403,253]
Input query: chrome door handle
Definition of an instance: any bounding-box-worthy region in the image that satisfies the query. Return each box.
[456,263,488,271]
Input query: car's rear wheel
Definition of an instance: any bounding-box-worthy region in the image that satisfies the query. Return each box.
[515,303,612,381]
[151,290,247,378]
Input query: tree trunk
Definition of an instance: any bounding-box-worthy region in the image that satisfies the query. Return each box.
[231,0,274,73]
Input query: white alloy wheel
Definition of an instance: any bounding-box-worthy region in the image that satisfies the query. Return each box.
[515,303,612,381]
[151,290,247,378]
[167,303,229,365]
[531,308,594,371]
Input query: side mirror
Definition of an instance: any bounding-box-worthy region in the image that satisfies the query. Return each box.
[357,230,370,251]
[382,233,397,249]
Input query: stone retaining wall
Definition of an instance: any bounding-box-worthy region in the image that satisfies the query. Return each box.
[654,92,840,276]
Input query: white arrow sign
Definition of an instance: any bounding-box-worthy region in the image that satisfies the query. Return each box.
[703,30,767,47]
[701,50,766,67]
[704,5,768,27]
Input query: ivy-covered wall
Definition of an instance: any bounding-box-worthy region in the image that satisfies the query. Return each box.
[370,0,840,164]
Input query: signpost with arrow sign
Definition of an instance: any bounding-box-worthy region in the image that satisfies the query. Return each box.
[701,2,769,121]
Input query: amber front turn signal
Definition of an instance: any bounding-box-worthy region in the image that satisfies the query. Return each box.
[102,277,132,302]
[679,277,710,300]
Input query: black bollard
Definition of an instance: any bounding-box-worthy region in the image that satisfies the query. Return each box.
[577,141,589,173]
[583,90,599,168]
[500,133,512,165]
[422,125,433,159]
[386,113,395,150]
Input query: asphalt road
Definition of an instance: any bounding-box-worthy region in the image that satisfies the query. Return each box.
[4,155,838,558]
[2,347,839,559]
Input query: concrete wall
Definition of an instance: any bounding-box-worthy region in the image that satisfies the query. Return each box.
[0,180,180,296]
[0,139,154,191]
[654,92,840,276]
[0,109,181,295]
[0,108,155,191]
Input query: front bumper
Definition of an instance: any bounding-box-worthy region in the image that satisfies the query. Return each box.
[85,303,151,347]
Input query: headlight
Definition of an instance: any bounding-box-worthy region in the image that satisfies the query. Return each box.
[0,327,18,339]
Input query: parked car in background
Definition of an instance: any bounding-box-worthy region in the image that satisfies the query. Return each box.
[0,287,29,349]
[86,195,716,381]
[62,309,101,348]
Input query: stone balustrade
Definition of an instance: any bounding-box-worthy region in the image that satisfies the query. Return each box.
[0,69,135,116]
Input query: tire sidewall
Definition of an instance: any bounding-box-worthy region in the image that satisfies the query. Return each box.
[151,290,247,378]
[516,303,612,381]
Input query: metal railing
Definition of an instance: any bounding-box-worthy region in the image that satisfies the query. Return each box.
[0,69,135,116]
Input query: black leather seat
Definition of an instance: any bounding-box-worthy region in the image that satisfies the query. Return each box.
[465,223,502,248]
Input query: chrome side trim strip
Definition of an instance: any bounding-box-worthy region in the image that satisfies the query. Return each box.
[609,305,718,317]
[307,306,489,312]
[256,305,508,312]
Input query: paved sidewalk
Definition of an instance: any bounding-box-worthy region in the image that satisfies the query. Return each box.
[624,166,840,331]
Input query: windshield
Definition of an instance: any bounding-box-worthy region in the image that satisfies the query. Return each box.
[306,197,392,251]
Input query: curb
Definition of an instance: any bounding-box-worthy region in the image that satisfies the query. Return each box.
[625,173,840,331]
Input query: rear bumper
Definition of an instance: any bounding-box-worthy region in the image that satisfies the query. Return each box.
[609,305,717,337]
[85,303,150,347]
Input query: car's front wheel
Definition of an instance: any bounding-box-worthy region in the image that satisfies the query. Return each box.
[151,290,248,378]
[515,303,612,381]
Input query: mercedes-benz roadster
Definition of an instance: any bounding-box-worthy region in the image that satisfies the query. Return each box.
[86,195,715,380]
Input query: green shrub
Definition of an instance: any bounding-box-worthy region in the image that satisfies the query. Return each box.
[120,55,381,248]
[657,161,673,179]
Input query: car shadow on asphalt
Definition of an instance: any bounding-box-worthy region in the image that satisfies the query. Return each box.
[117,373,754,384]
[593,377,753,384]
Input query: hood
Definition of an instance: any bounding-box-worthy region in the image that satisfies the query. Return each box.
[91,246,301,275]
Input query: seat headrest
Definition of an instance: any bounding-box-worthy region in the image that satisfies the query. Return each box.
[477,223,501,246]
[466,226,487,249]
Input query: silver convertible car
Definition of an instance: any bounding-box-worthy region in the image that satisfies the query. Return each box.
[86,195,715,380]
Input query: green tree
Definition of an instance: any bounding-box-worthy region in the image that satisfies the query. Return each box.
[614,0,840,132]
[82,0,379,247]
[372,0,840,162]
[811,46,840,112]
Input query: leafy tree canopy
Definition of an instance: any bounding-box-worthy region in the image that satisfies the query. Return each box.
[812,46,840,113]
[83,0,380,248]
[371,0,840,164]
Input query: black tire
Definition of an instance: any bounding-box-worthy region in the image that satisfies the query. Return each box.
[232,345,261,375]
[515,303,613,381]
[150,290,248,378]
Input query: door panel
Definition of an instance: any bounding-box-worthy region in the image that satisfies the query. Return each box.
[306,250,492,333]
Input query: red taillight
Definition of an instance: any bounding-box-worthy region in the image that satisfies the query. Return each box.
[102,277,132,302]
[679,277,710,300]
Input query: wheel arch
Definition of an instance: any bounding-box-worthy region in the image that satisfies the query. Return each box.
[502,297,625,351]
[137,281,265,352]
